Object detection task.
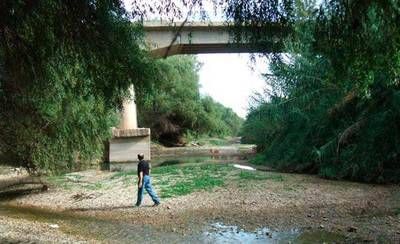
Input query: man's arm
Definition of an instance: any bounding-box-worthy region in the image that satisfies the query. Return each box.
[138,171,143,188]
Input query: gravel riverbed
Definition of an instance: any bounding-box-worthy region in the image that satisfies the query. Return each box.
[1,166,400,243]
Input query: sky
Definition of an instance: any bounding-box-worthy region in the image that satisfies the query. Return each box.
[197,54,268,118]
[123,0,269,118]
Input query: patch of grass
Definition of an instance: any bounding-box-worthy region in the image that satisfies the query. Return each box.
[238,171,265,180]
[152,165,181,175]
[155,178,171,186]
[84,182,104,190]
[108,170,138,187]
[151,163,287,198]
[160,182,192,198]
[159,175,224,198]
[47,174,110,191]
[238,171,284,181]
[109,170,136,180]
[193,175,224,189]
[158,160,181,167]
[46,175,72,190]
[152,163,230,198]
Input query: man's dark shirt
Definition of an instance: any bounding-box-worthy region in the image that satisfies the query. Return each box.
[137,160,150,177]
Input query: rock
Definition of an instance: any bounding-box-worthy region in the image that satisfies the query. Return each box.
[307,214,312,218]
[319,224,324,229]
[72,193,95,201]
[347,226,357,233]
[41,185,48,192]
[362,237,375,242]
[49,224,59,229]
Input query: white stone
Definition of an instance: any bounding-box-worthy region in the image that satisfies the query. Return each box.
[49,224,59,229]
[233,164,256,171]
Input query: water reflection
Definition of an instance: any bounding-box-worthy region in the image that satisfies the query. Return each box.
[203,222,300,244]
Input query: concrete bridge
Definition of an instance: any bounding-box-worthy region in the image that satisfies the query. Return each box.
[144,21,286,58]
[109,21,287,169]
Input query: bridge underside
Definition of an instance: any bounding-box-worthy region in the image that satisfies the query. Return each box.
[144,22,287,58]
[149,43,283,58]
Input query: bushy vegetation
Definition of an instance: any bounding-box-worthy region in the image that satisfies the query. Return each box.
[240,1,400,183]
[137,56,243,146]
[0,0,156,174]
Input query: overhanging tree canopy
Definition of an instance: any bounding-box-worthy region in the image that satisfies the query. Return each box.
[0,0,155,173]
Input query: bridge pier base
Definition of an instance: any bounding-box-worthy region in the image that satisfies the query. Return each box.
[108,86,151,171]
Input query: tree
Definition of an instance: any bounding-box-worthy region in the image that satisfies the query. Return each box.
[0,0,155,174]
[239,1,400,183]
[137,55,243,145]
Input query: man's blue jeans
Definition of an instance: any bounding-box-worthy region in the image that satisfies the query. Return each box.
[136,175,160,206]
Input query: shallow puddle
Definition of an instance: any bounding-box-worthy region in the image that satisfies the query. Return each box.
[203,222,300,243]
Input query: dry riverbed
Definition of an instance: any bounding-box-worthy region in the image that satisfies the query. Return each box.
[1,162,400,243]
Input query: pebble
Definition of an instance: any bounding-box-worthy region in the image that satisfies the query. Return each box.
[347,226,357,232]
[363,237,375,242]
[49,224,59,229]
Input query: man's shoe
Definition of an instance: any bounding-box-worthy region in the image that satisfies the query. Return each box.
[135,203,141,207]
[152,202,160,207]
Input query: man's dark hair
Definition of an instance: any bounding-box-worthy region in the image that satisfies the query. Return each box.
[137,153,144,160]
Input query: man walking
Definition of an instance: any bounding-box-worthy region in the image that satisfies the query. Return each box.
[135,153,160,207]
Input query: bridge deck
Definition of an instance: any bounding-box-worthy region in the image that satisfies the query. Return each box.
[143,21,286,57]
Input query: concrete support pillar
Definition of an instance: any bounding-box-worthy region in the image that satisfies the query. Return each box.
[109,85,151,171]
[119,85,138,129]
